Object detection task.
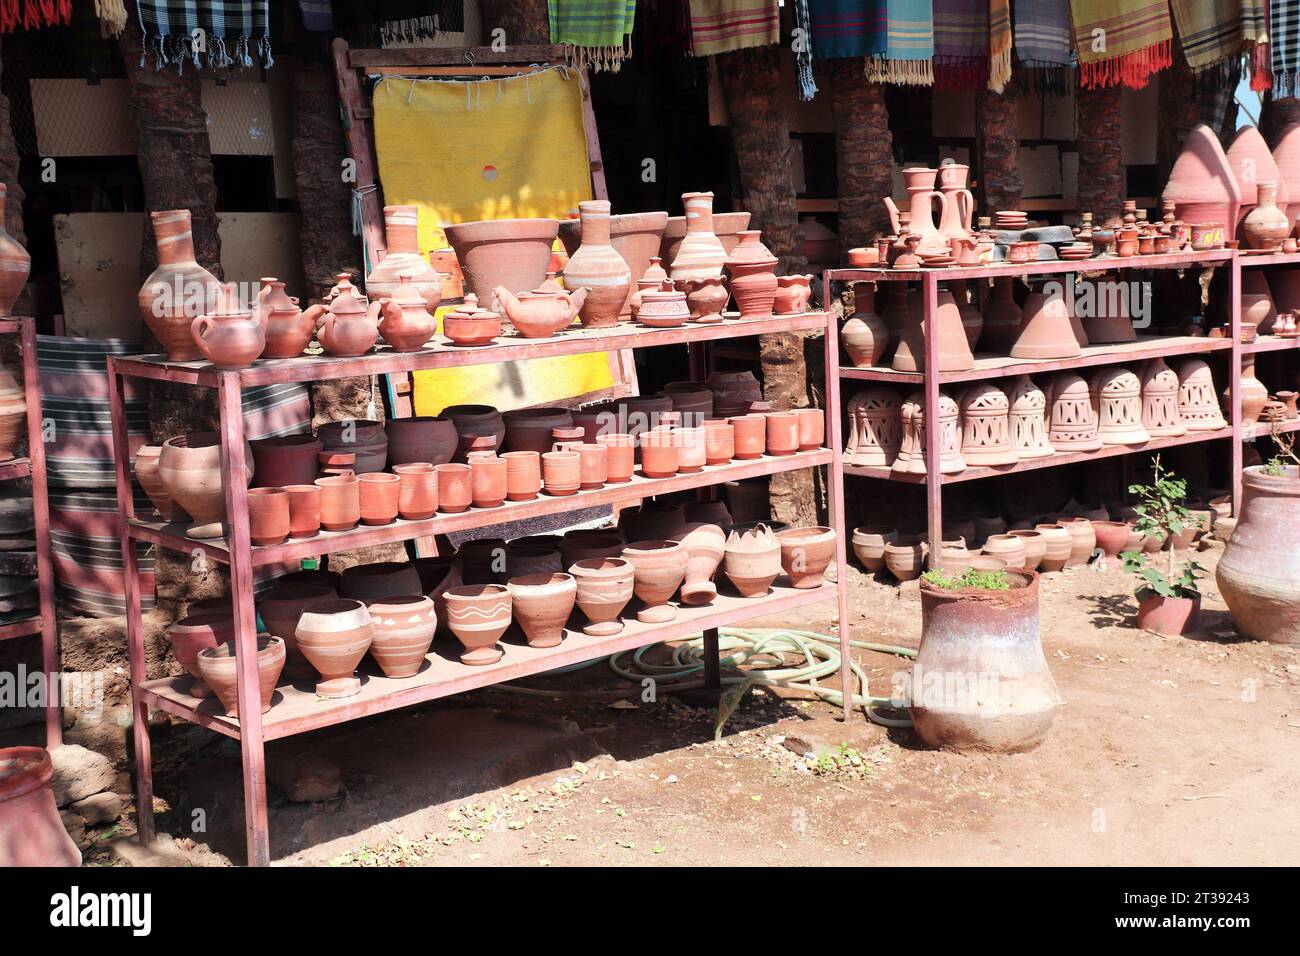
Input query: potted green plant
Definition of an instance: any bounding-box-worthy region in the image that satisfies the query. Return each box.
[1120,456,1204,637]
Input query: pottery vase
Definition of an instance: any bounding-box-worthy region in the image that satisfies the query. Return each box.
[842,282,888,366]
[258,583,337,681]
[569,557,635,635]
[444,584,511,665]
[724,230,778,319]
[723,524,781,597]
[672,522,726,605]
[197,635,286,717]
[623,539,687,622]
[773,275,813,315]
[366,595,436,678]
[1242,181,1291,250]
[138,209,220,360]
[1217,465,1300,644]
[670,192,728,284]
[366,206,443,307]
[562,200,632,328]
[507,572,576,648]
[681,276,729,322]
[295,599,373,698]
[1232,357,1269,427]
[157,432,253,539]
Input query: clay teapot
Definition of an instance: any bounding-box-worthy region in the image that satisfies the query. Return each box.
[304,276,381,357]
[493,283,588,338]
[255,277,313,359]
[377,273,436,351]
[191,283,265,369]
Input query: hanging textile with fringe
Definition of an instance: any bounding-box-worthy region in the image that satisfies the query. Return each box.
[988,0,1011,91]
[135,0,273,71]
[808,0,886,59]
[335,2,463,46]
[1170,0,1266,81]
[931,0,986,90]
[94,0,127,36]
[687,0,779,56]
[793,0,819,98]
[550,0,637,72]
[1069,0,1172,88]
[865,0,934,85]
[0,0,70,32]
[1015,0,1073,94]
[1272,0,1300,95]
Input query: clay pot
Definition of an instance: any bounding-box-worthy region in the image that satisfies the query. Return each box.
[634,428,674,478]
[315,474,360,531]
[977,277,1022,353]
[158,432,253,539]
[1033,524,1071,572]
[1227,125,1288,226]
[707,370,763,418]
[723,524,781,597]
[672,428,706,474]
[562,200,632,328]
[169,611,233,697]
[1007,529,1046,571]
[197,635,286,717]
[359,472,400,525]
[317,419,388,474]
[764,411,799,456]
[366,205,443,307]
[981,533,1027,570]
[1136,591,1201,637]
[295,599,372,698]
[851,525,896,571]
[637,281,691,327]
[570,557,635,636]
[134,444,185,521]
[470,455,508,508]
[773,275,813,315]
[572,442,607,488]
[561,533,627,570]
[680,276,729,322]
[794,408,825,451]
[1163,124,1243,240]
[1217,465,1300,644]
[562,211,670,318]
[1011,283,1082,359]
[1057,517,1096,567]
[893,285,975,372]
[503,407,574,454]
[444,584,512,665]
[842,282,888,366]
[506,545,562,580]
[0,747,81,866]
[724,230,778,319]
[259,583,336,681]
[619,503,685,542]
[683,496,730,525]
[391,463,438,519]
[1091,520,1131,557]
[777,526,835,588]
[884,537,927,581]
[307,278,382,357]
[251,434,323,488]
[496,451,539,501]
[729,414,766,459]
[913,571,1058,752]
[138,209,219,361]
[376,274,437,351]
[702,422,735,465]
[1233,356,1270,427]
[340,561,423,603]
[442,404,505,461]
[541,449,581,496]
[673,522,726,605]
[192,303,265,369]
[435,463,472,512]
[257,278,313,358]
[507,572,576,648]
[442,294,502,346]
[366,595,436,678]
[444,218,560,313]
[623,539,687,622]
[597,433,635,481]
[1242,182,1290,250]
[247,487,290,546]
[669,191,727,283]
[663,382,715,423]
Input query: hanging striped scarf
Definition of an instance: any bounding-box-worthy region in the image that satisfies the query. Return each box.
[930,0,986,90]
[1016,0,1074,93]
[135,0,273,71]
[793,0,819,98]
[687,0,779,56]
[0,0,70,31]
[808,0,886,58]
[1273,0,1300,94]
[865,0,934,84]
[1069,0,1173,88]
[988,0,1012,91]
[549,0,637,72]
[1170,0,1267,78]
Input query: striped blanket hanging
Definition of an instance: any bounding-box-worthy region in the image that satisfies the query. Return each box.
[1015,0,1074,93]
[1273,0,1300,95]
[135,0,273,71]
[1069,0,1173,88]
[988,0,1011,91]
[931,0,987,90]
[808,0,886,59]
[1170,0,1267,80]
[687,0,780,55]
[864,0,934,84]
[549,0,637,71]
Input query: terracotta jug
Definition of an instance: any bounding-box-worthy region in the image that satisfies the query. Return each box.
[885,167,951,260]
[1242,181,1290,251]
[725,230,778,320]
[256,278,313,359]
[0,184,31,317]
[673,522,726,604]
[366,205,444,307]
[192,293,265,370]
[936,162,974,242]
[493,282,587,338]
[138,209,220,360]
[377,273,436,351]
[842,281,888,367]
[1162,124,1243,240]
[304,276,381,357]
[1231,356,1269,426]
[670,191,728,283]
[563,199,632,328]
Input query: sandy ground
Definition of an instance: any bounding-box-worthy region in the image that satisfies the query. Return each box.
[79,544,1300,867]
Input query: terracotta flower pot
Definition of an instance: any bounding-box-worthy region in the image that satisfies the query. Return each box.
[777,526,835,588]
[444,583,512,665]
[569,557,635,636]
[639,429,678,478]
[703,422,735,465]
[1136,589,1201,637]
[622,539,687,622]
[366,595,436,678]
[357,472,400,525]
[597,433,635,482]
[196,635,286,717]
[137,209,219,361]
[673,522,726,605]
[507,572,576,648]
[729,414,767,459]
[1033,524,1072,572]
[724,524,782,597]
[773,274,813,315]
[794,408,824,451]
[443,404,505,461]
[392,462,438,519]
[503,407,574,454]
[247,487,290,546]
[435,463,472,512]
[250,434,323,489]
[385,415,459,466]
[315,474,360,531]
[541,449,581,496]
[673,427,706,473]
[258,583,337,682]
[469,454,507,508]
[765,411,799,456]
[884,536,927,581]
[1091,520,1131,557]
[981,533,1027,570]
[169,611,233,698]
[851,525,896,571]
[500,451,541,501]
[294,599,373,698]
[317,419,388,474]
[0,747,81,866]
[1007,529,1046,571]
[158,432,253,539]
[1057,517,1096,567]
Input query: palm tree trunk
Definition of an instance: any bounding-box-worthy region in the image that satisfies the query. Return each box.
[977,87,1022,213]
[1076,86,1124,222]
[828,59,893,252]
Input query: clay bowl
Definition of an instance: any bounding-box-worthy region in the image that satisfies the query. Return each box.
[196,636,286,717]
[507,572,577,648]
[775,526,835,588]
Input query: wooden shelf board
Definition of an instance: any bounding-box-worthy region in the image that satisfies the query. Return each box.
[826,249,1234,284]
[1242,335,1300,354]
[0,615,42,642]
[0,457,31,481]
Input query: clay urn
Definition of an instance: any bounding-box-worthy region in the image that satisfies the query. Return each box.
[294,599,373,698]
[366,594,436,678]
[842,282,888,367]
[192,290,265,369]
[1162,124,1243,240]
[883,536,927,581]
[0,747,81,866]
[775,525,835,588]
[444,218,559,313]
[981,533,1027,570]
[1057,517,1097,567]
[444,583,512,665]
[317,418,389,473]
[169,611,233,698]
[568,556,635,636]
[1216,465,1300,644]
[851,525,896,572]
[258,583,337,682]
[723,524,781,597]
[377,272,437,351]
[365,205,444,307]
[196,635,286,717]
[157,432,253,539]
[507,572,576,648]
[247,487,290,546]
[304,275,381,357]
[251,434,323,488]
[470,454,508,508]
[680,275,729,322]
[137,209,219,361]
[724,230,778,320]
[443,404,505,460]
[255,277,313,359]
[561,200,632,328]
[134,444,185,521]
[671,522,726,605]
[442,293,502,346]
[1242,181,1291,251]
[359,472,400,525]
[622,539,687,622]
[435,463,472,512]
[386,415,459,467]
[315,473,360,530]
[773,274,813,315]
[393,462,438,519]
[669,191,728,284]
[893,285,975,372]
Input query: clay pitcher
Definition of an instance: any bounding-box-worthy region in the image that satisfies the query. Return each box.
[192,296,265,370]
[377,273,436,351]
[305,277,381,357]
[493,284,587,338]
[138,209,220,360]
[936,163,974,242]
[563,199,632,328]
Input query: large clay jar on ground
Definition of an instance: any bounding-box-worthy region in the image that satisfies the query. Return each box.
[385,415,459,466]
[0,747,81,866]
[503,407,574,454]
[158,432,253,539]
[883,537,927,581]
[776,526,835,588]
[377,273,437,351]
[317,418,388,474]
[169,611,233,697]
[366,205,443,307]
[623,539,687,622]
[259,583,337,682]
[563,200,632,328]
[443,404,505,460]
[256,278,313,358]
[295,599,373,698]
[507,572,576,648]
[366,595,436,677]
[724,230,778,319]
[723,524,781,597]
[1163,123,1243,240]
[138,209,219,360]
[893,285,975,372]
[444,584,512,665]
[1058,517,1096,567]
[1217,465,1300,644]
[670,191,727,284]
[445,218,560,314]
[197,636,286,717]
[251,434,322,488]
[672,522,726,605]
[912,570,1059,752]
[570,557,635,635]
[1034,524,1072,572]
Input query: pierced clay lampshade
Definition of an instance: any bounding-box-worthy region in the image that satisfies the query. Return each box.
[1162,123,1243,241]
[1140,358,1186,437]
[1011,282,1082,359]
[1226,125,1289,227]
[958,382,1018,466]
[1077,276,1137,344]
[1090,367,1150,445]
[1176,359,1227,430]
[893,389,965,475]
[1047,373,1102,451]
[892,285,975,372]
[1006,375,1054,459]
[845,386,903,466]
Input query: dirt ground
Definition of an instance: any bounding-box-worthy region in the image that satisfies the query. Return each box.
[78,543,1300,867]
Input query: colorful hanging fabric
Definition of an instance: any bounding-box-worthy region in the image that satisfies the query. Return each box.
[864,0,934,84]
[931,0,987,90]
[808,0,886,58]
[1170,0,1266,74]
[1272,0,1300,94]
[135,0,273,71]
[1251,0,1271,90]
[988,0,1011,91]
[687,0,779,56]
[1068,0,1173,88]
[793,0,819,98]
[1015,0,1074,92]
[94,0,128,36]
[0,0,70,32]
[549,0,637,72]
